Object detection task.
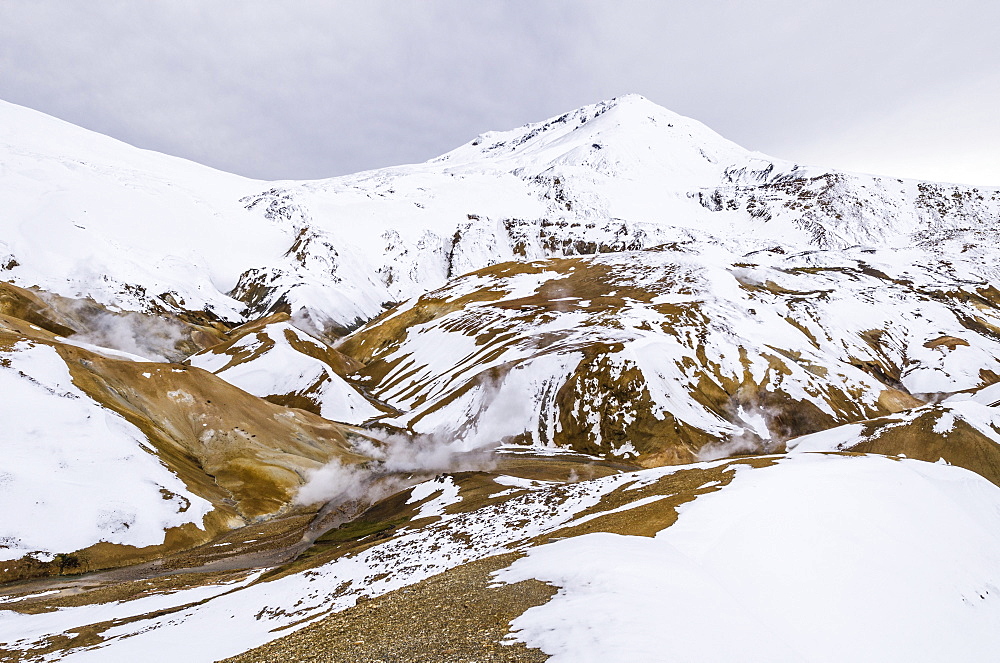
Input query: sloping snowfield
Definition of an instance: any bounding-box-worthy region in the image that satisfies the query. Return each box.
[0,340,211,562]
[499,454,1000,662]
[3,454,999,661]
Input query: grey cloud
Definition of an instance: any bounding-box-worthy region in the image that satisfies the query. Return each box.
[1,0,997,184]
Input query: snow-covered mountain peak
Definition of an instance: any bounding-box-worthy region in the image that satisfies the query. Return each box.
[435,94,752,182]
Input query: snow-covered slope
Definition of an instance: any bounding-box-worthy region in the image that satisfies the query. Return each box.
[786,381,1000,485]
[4,95,1000,336]
[0,339,213,565]
[5,453,999,662]
[188,313,387,424]
[0,293,371,581]
[338,242,1000,463]
[0,99,288,320]
[498,454,1000,663]
[231,94,1000,333]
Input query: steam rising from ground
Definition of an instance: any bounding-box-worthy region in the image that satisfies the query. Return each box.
[297,353,524,508]
[295,431,497,507]
[697,403,783,461]
[34,292,190,361]
[70,310,188,362]
[298,366,533,507]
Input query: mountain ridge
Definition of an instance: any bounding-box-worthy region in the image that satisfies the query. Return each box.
[3,94,1000,337]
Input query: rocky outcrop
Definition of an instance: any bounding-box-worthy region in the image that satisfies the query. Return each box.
[340,246,1000,464]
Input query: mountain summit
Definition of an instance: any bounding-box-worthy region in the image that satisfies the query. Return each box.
[438,94,751,182]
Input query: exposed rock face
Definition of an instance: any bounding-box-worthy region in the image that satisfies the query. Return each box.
[339,245,1000,464]
[0,290,371,582]
[187,313,391,424]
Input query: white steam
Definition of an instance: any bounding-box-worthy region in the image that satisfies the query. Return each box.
[294,460,370,506]
[33,293,191,362]
[295,431,497,507]
[697,403,781,461]
[70,310,188,362]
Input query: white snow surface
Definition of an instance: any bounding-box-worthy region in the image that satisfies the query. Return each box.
[188,320,380,424]
[787,393,1000,454]
[359,245,1000,453]
[7,454,999,662]
[3,94,1000,336]
[0,99,283,319]
[497,454,1000,662]
[406,476,462,520]
[0,341,211,561]
[0,572,261,654]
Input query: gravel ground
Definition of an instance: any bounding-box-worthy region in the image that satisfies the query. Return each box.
[220,552,554,663]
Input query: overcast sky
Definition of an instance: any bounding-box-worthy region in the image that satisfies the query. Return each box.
[2,1,998,185]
